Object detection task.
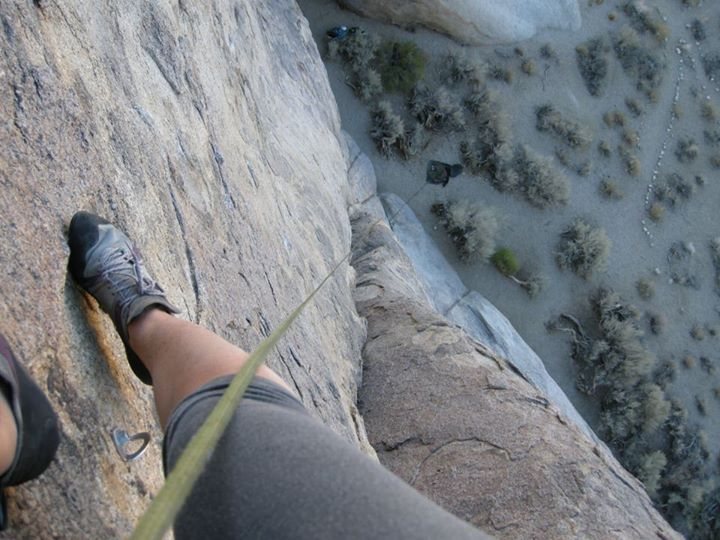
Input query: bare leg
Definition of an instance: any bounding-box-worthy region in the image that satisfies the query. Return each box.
[128,309,293,428]
[0,396,17,475]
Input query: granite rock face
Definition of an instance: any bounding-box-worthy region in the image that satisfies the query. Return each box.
[350,194,678,538]
[337,0,582,45]
[0,1,368,537]
[380,194,599,444]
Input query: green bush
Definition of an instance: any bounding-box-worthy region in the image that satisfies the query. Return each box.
[376,41,426,94]
[491,248,519,276]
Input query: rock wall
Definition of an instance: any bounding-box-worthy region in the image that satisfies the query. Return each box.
[380,194,598,444]
[348,150,678,537]
[337,0,582,45]
[0,1,369,537]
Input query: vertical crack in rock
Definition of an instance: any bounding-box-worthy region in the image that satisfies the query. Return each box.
[288,346,303,368]
[277,350,305,400]
[166,171,201,322]
[140,4,183,95]
[210,141,236,209]
[264,270,278,305]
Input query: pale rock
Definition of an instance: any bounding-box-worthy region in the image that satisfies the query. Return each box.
[351,191,679,539]
[380,194,599,443]
[338,0,582,44]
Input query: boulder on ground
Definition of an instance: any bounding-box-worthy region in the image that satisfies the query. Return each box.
[338,0,582,45]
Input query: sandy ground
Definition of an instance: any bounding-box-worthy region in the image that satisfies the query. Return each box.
[298,0,719,472]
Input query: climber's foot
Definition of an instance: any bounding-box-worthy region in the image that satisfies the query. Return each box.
[68,211,179,384]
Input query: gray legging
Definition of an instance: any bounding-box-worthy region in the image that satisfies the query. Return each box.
[163,376,490,539]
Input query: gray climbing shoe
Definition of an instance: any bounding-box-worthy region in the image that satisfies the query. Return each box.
[68,211,179,385]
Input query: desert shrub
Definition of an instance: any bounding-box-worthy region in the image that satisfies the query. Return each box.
[491,248,519,276]
[690,324,705,340]
[598,140,611,157]
[376,41,426,93]
[370,101,405,157]
[648,312,666,335]
[637,451,667,498]
[433,201,499,262]
[663,402,711,527]
[487,64,512,84]
[636,277,655,299]
[355,68,383,102]
[702,53,720,80]
[599,179,623,199]
[700,101,718,121]
[682,355,696,369]
[694,487,720,539]
[622,1,670,43]
[536,104,592,148]
[576,37,609,96]
[445,51,486,84]
[650,193,669,212]
[521,59,536,76]
[625,97,644,116]
[622,128,640,148]
[576,161,592,177]
[330,27,380,69]
[461,86,513,184]
[516,272,545,298]
[704,128,720,146]
[675,138,699,163]
[618,145,641,176]
[556,219,610,279]
[554,147,571,167]
[696,396,707,415]
[654,360,675,387]
[409,83,465,131]
[699,356,715,375]
[710,153,720,169]
[603,110,626,128]
[514,145,570,208]
[613,26,665,98]
[648,201,665,222]
[396,122,425,160]
[539,44,557,60]
[488,63,512,84]
[690,19,706,41]
[641,383,671,433]
[653,173,693,207]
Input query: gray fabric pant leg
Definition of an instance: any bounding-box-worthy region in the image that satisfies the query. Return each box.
[163,376,489,540]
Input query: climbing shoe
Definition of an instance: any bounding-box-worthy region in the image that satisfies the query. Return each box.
[0,333,60,530]
[68,211,179,385]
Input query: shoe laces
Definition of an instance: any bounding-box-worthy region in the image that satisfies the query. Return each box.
[92,246,162,311]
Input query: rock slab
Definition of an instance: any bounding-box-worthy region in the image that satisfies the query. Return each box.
[338,0,582,44]
[0,1,369,537]
[350,191,678,537]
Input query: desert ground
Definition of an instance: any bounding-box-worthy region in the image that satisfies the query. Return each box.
[299,0,719,534]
